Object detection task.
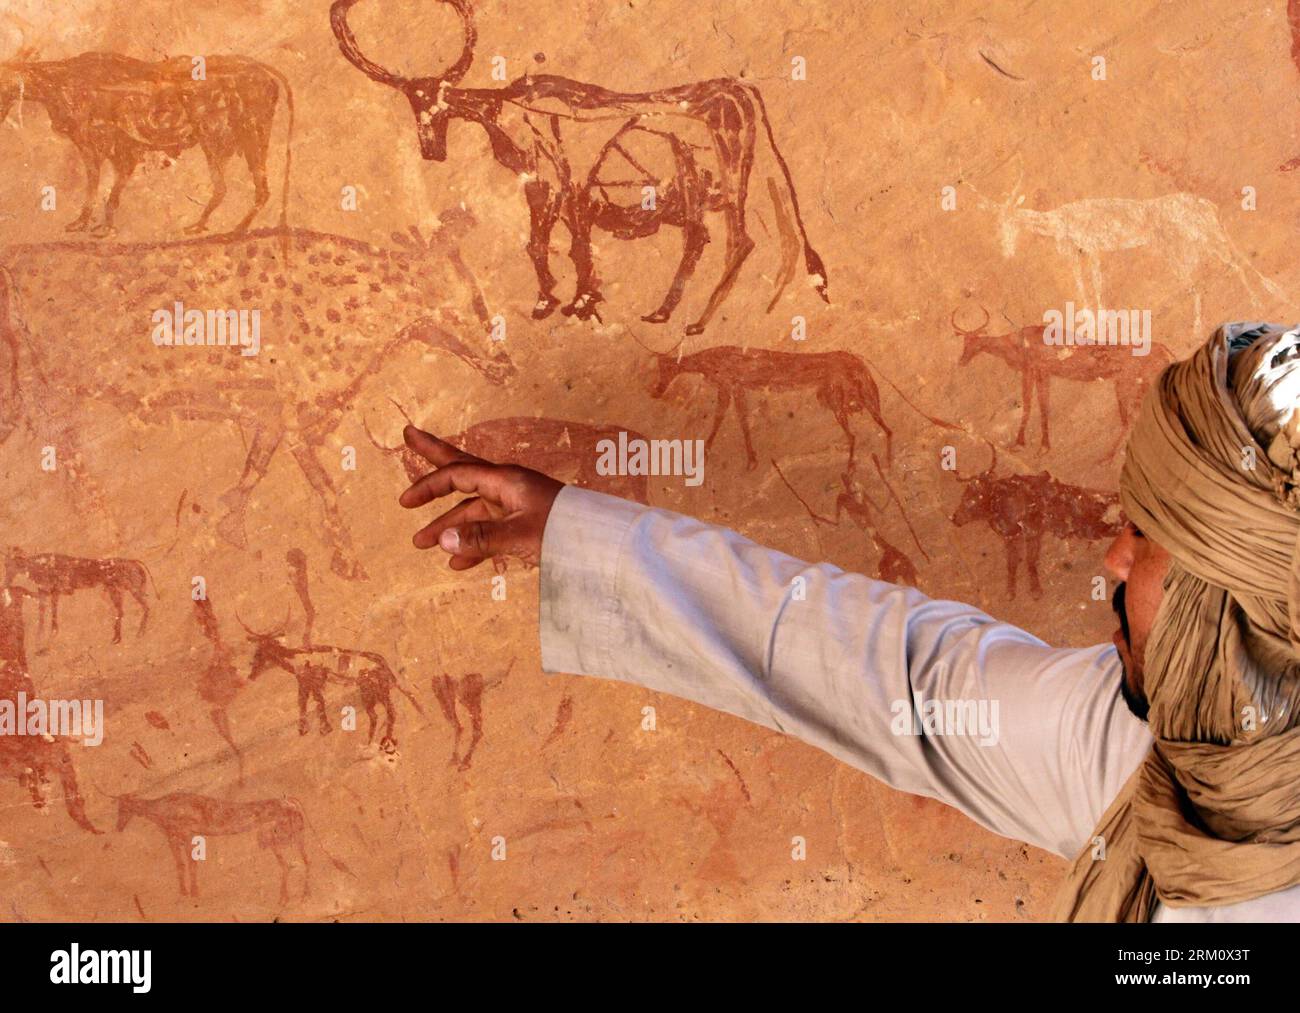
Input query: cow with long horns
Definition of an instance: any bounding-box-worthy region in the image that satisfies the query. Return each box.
[330,0,829,334]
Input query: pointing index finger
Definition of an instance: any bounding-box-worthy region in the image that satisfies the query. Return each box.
[403,426,480,467]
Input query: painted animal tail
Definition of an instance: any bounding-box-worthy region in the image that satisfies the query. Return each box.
[746,84,829,304]
[288,797,356,878]
[360,414,396,454]
[394,673,428,720]
[361,399,417,453]
[870,451,929,563]
[869,361,964,433]
[266,65,295,264]
[771,457,837,527]
[139,559,160,599]
[482,656,517,692]
[60,758,102,835]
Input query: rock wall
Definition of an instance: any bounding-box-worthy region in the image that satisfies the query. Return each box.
[0,0,1292,920]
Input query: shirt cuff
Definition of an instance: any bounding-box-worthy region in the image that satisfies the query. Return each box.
[539,485,648,676]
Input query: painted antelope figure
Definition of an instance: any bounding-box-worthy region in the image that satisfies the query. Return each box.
[113,790,308,901]
[330,0,829,334]
[0,52,293,237]
[3,548,155,644]
[365,408,652,505]
[240,612,426,753]
[645,342,958,472]
[951,305,1175,457]
[949,445,1124,598]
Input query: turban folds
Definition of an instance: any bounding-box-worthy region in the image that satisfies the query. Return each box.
[1054,323,1300,921]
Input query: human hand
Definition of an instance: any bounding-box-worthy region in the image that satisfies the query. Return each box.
[397,426,565,570]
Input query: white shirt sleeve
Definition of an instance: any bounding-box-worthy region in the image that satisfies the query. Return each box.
[539,485,1153,860]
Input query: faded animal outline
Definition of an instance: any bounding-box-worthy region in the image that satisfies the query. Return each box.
[0,52,293,239]
[970,167,1284,336]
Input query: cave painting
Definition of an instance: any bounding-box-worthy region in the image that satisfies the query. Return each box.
[0,265,116,529]
[0,721,100,835]
[330,0,828,333]
[3,223,510,580]
[366,409,652,505]
[193,597,247,784]
[3,548,155,644]
[949,446,1124,598]
[0,590,99,834]
[240,610,427,754]
[111,790,309,901]
[773,457,925,586]
[431,659,514,772]
[0,53,292,237]
[285,548,316,644]
[952,306,1175,457]
[643,340,958,472]
[971,169,1285,336]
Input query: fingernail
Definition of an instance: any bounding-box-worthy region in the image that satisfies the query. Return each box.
[440,528,460,553]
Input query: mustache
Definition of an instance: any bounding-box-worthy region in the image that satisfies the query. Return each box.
[1112,582,1132,648]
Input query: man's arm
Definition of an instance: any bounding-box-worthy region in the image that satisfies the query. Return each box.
[539,486,1152,859]
[397,428,1152,860]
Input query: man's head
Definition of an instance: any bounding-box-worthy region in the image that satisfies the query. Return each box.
[1108,322,1300,735]
[1059,322,1300,921]
[1104,525,1171,719]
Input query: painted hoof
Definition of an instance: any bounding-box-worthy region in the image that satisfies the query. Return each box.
[562,292,603,320]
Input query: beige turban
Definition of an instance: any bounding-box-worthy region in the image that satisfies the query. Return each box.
[1054,322,1300,921]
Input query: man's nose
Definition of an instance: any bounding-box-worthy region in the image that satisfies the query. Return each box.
[1104,526,1136,581]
